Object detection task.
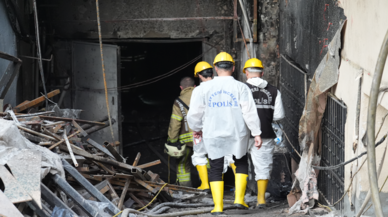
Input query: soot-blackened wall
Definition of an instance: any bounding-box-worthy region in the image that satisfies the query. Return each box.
[280,0,345,78]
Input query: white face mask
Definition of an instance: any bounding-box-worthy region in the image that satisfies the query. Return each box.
[246,68,263,73]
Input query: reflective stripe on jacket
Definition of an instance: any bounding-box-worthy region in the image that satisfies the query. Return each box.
[167,87,194,147]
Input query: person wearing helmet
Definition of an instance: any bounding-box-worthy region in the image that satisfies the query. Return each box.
[166,77,196,187]
[192,62,236,193]
[188,52,262,215]
[243,58,285,208]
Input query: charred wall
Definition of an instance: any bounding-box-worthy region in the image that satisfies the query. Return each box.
[280,0,345,78]
[258,0,280,86]
[39,0,235,52]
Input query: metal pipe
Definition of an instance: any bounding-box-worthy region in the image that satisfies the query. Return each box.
[32,0,48,108]
[51,174,102,217]
[122,205,235,217]
[238,0,254,58]
[356,142,387,217]
[366,29,388,217]
[52,17,235,23]
[233,0,238,42]
[253,0,258,42]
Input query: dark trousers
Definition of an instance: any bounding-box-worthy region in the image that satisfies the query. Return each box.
[209,155,248,182]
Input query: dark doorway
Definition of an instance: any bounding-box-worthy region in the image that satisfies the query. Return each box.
[119,41,202,184]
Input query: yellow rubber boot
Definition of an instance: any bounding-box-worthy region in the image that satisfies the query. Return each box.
[234,173,249,209]
[257,179,269,208]
[196,165,210,192]
[230,163,237,175]
[210,181,224,215]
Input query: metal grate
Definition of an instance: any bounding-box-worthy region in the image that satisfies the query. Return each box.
[318,94,346,210]
[279,56,306,162]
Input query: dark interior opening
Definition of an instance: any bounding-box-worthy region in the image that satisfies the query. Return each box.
[119,41,202,184]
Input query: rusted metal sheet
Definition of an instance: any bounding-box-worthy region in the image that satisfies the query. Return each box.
[0,165,32,203]
[0,190,24,217]
[7,150,42,208]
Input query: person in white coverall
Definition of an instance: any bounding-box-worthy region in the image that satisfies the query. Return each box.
[191,61,236,193]
[243,58,285,208]
[188,52,263,215]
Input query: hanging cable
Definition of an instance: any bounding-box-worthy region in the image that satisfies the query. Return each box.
[95,0,115,142]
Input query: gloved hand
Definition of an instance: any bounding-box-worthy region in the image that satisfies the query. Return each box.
[254,135,262,149]
[193,131,203,145]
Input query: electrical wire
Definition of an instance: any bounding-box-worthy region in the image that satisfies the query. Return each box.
[363,174,388,215]
[112,183,169,217]
[95,0,115,142]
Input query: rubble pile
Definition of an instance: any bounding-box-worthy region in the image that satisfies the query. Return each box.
[0,91,205,217]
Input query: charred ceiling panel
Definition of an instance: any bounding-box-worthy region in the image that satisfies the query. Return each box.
[40,0,234,40]
[279,0,345,77]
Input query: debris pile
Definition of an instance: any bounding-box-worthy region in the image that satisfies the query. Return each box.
[0,91,206,217]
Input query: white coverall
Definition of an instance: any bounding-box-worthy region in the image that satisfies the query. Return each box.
[192,139,234,173]
[191,84,234,173]
[187,76,262,160]
[247,77,285,180]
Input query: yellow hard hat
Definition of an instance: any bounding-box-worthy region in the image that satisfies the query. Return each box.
[243,58,264,73]
[194,61,213,77]
[213,52,235,66]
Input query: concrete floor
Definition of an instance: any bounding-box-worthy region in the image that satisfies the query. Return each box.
[165,191,330,217]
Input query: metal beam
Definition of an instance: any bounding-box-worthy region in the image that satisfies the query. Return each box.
[61,159,121,214]
[51,174,102,217]
[40,184,77,216]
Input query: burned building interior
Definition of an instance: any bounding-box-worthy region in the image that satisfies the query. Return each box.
[6,0,387,216]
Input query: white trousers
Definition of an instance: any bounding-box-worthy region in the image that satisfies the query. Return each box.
[192,139,234,173]
[249,138,275,180]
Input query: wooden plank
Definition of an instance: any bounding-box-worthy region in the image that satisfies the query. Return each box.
[118,178,131,210]
[133,152,141,166]
[72,120,88,137]
[39,115,106,126]
[87,138,114,158]
[105,142,124,162]
[13,89,60,113]
[129,193,148,211]
[14,100,30,110]
[59,143,138,172]
[134,178,156,193]
[137,160,161,169]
